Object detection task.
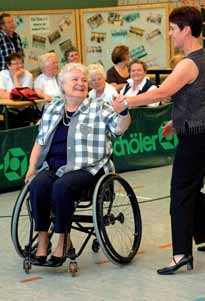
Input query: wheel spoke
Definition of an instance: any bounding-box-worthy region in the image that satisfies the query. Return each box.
[93,174,142,265]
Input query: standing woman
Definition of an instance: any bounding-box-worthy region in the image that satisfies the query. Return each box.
[112,6,205,274]
[107,45,130,92]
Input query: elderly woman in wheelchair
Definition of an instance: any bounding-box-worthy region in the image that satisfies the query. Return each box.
[11,63,142,275]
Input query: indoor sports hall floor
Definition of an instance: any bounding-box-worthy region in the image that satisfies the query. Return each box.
[0,165,205,301]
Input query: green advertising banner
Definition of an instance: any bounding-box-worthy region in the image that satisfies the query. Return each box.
[113,103,177,172]
[0,103,176,192]
[0,126,38,192]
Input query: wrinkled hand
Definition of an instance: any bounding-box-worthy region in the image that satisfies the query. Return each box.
[112,94,126,103]
[14,68,25,79]
[44,95,52,102]
[25,165,36,183]
[112,99,127,113]
[162,120,174,137]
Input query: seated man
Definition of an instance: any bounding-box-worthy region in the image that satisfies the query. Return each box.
[25,63,131,267]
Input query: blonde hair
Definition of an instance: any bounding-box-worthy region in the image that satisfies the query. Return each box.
[87,63,106,81]
[38,52,58,70]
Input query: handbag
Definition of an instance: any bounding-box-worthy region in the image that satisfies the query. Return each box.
[9,87,42,120]
[10,87,40,101]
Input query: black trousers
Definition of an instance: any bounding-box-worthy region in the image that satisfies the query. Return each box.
[29,168,104,233]
[170,132,205,256]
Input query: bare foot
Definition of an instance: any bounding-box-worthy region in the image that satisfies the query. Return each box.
[167,254,185,267]
[36,231,49,256]
[52,234,71,257]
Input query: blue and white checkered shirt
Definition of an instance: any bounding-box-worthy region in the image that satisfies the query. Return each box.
[0,31,24,70]
[36,97,118,176]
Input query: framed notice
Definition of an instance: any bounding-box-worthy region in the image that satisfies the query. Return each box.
[80,4,171,71]
[4,10,79,75]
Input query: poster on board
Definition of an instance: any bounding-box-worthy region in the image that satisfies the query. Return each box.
[9,10,78,75]
[80,4,170,71]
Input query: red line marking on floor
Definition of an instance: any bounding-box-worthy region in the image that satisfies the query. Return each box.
[159,243,172,249]
[20,276,43,283]
[95,260,111,265]
[132,185,144,190]
[136,251,144,255]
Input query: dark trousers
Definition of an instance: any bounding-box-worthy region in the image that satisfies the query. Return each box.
[170,132,205,256]
[29,168,104,233]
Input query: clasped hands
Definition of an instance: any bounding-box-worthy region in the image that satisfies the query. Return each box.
[112,94,128,114]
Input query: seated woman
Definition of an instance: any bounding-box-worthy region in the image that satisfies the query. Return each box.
[0,52,32,99]
[64,46,80,63]
[25,63,131,267]
[88,63,117,103]
[106,45,130,92]
[34,52,61,108]
[0,52,33,127]
[120,59,159,107]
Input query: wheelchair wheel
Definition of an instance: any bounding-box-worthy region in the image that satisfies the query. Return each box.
[11,181,54,258]
[11,182,34,258]
[93,173,142,265]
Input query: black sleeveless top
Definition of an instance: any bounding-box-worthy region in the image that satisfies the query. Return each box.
[172,48,205,134]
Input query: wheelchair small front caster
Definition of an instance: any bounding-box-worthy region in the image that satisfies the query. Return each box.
[92,239,100,253]
[23,259,32,274]
[69,261,77,277]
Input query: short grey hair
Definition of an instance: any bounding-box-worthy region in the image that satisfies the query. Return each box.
[58,63,88,95]
[87,63,106,81]
[58,63,88,87]
[38,52,57,70]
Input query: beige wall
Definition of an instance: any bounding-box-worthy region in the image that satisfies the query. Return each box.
[118,0,201,6]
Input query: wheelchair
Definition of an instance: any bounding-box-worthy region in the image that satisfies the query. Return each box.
[11,173,142,276]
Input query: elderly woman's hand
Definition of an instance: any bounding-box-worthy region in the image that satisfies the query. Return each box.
[14,68,25,79]
[112,99,127,113]
[112,94,128,113]
[112,93,126,103]
[44,94,52,102]
[25,164,36,183]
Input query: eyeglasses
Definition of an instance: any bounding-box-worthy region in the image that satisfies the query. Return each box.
[10,61,24,65]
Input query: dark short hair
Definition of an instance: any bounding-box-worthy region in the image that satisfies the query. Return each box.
[111,45,129,64]
[128,59,147,73]
[0,13,11,27]
[169,6,202,38]
[64,46,78,61]
[6,53,24,66]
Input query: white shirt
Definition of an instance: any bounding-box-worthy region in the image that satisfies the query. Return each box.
[34,73,61,98]
[0,69,33,92]
[120,77,159,107]
[89,82,117,103]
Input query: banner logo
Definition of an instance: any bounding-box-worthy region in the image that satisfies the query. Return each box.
[113,121,178,156]
[0,147,28,181]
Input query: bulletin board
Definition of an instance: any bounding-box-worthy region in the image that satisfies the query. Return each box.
[5,10,80,74]
[80,4,171,71]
